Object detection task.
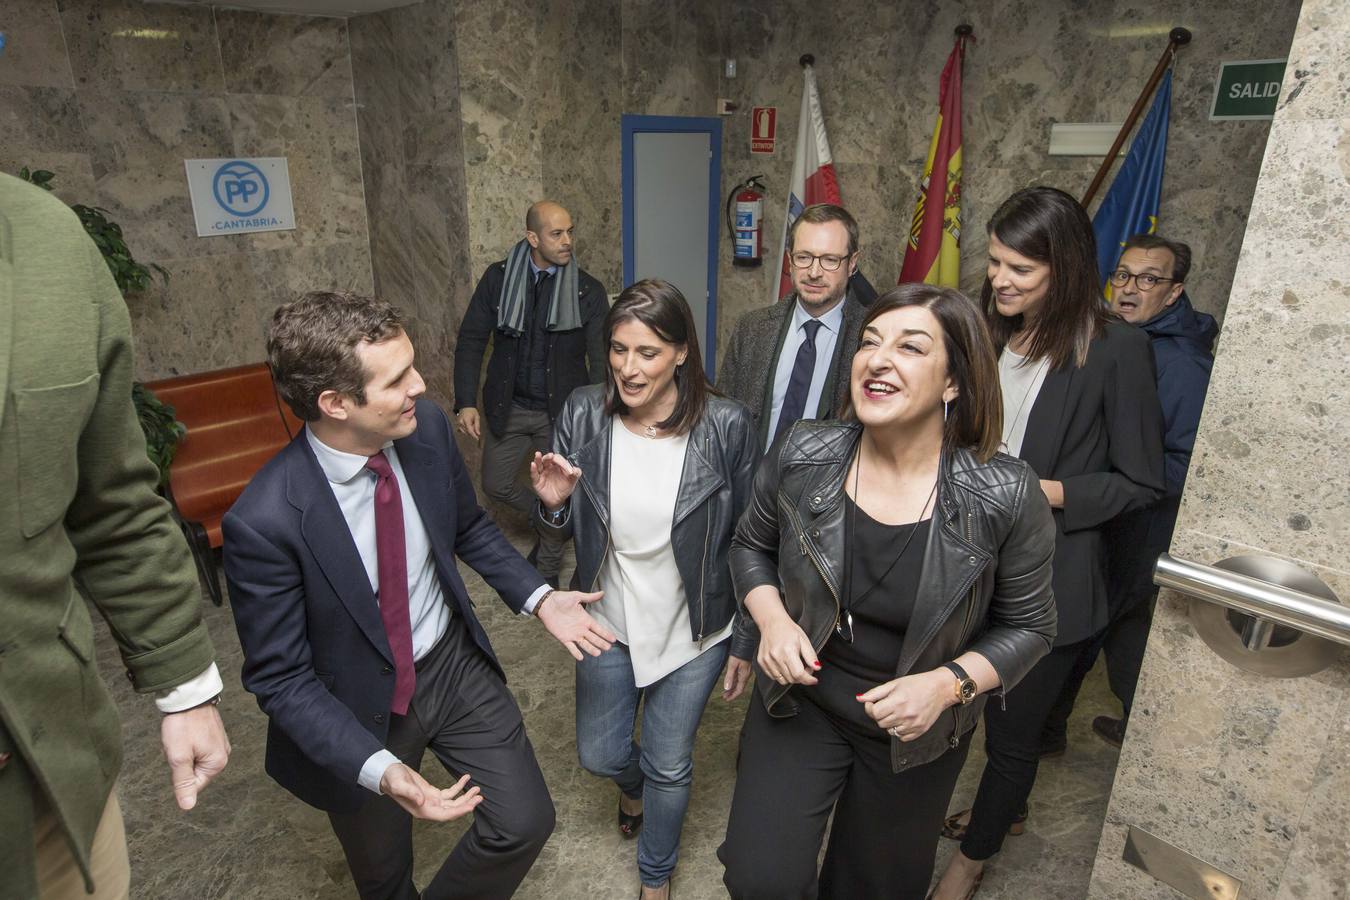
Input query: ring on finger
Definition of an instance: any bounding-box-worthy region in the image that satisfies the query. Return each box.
[887,725,903,738]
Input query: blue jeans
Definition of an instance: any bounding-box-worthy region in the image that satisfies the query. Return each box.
[575,640,731,887]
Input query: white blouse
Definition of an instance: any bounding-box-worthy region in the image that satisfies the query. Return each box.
[999,347,1050,458]
[591,419,733,687]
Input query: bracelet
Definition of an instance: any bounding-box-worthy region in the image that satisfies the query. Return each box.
[533,589,555,617]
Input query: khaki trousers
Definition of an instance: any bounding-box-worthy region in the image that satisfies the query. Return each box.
[35,790,129,900]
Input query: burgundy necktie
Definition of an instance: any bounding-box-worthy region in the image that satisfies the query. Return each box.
[365,451,416,715]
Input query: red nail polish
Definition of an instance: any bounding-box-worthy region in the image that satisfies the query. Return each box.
[813,661,822,669]
[855,693,864,700]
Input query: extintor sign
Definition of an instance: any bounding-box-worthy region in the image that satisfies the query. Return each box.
[185,157,297,236]
[751,107,777,154]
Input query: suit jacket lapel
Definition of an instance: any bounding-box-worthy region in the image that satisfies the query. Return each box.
[1019,364,1075,475]
[757,301,795,448]
[392,429,460,589]
[288,438,393,664]
[816,294,863,419]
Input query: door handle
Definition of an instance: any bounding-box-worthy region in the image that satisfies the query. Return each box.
[1152,553,1346,676]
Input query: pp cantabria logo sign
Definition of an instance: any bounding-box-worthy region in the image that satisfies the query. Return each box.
[185,157,296,237]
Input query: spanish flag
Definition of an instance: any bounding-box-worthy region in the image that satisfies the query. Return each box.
[899,33,968,288]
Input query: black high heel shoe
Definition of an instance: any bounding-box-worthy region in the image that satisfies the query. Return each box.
[618,795,643,839]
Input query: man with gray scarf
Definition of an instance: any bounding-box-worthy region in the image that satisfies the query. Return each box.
[453,202,608,583]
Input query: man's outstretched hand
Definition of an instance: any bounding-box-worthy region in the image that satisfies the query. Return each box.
[538,590,616,660]
[380,765,483,821]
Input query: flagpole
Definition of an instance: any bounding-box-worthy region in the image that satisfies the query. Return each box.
[1082,27,1192,208]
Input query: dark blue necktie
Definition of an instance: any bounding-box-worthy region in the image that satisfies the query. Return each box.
[774,319,824,445]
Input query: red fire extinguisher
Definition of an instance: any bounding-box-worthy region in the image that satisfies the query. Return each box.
[726,176,766,267]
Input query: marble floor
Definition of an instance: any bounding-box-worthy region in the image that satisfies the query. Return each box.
[93,525,1124,899]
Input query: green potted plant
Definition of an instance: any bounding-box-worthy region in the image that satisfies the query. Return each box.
[19,167,182,486]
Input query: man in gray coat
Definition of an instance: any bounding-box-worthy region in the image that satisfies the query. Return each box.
[717,204,867,453]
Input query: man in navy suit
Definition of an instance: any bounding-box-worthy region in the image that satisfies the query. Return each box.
[223,291,615,900]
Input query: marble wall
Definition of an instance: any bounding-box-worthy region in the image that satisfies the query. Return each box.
[403,0,1299,366]
[1088,0,1350,896]
[349,3,472,404]
[0,0,373,380]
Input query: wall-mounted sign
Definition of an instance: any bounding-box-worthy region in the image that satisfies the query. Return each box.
[751,106,777,154]
[185,157,296,236]
[1210,59,1287,121]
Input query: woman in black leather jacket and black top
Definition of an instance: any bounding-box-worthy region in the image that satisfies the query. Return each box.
[531,279,756,900]
[717,284,1057,899]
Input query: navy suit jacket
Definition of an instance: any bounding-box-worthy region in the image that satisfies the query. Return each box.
[222,398,543,813]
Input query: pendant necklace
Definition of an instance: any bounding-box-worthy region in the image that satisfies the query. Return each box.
[838,444,938,643]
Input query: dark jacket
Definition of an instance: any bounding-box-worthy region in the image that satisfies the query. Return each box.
[223,399,544,814]
[731,421,1058,773]
[1141,293,1217,494]
[1016,320,1166,644]
[717,292,867,450]
[1104,294,1216,614]
[537,385,759,659]
[452,260,608,438]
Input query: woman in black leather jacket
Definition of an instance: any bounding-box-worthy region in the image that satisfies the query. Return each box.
[530,279,756,900]
[717,284,1057,900]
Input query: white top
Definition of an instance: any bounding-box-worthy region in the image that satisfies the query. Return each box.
[766,299,846,450]
[999,347,1051,458]
[594,420,733,687]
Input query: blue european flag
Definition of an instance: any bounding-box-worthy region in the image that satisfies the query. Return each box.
[1092,69,1172,287]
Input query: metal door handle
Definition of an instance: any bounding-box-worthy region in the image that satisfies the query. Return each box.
[1153,553,1345,676]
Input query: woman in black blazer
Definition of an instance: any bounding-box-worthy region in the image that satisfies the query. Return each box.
[931,187,1164,900]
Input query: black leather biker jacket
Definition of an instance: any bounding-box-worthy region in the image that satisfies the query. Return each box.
[731,421,1058,773]
[537,385,759,659]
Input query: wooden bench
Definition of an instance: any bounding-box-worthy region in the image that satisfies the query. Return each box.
[144,363,302,604]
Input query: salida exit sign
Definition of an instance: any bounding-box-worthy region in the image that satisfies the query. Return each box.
[1210,58,1287,120]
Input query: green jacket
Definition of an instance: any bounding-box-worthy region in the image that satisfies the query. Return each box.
[0,174,216,898]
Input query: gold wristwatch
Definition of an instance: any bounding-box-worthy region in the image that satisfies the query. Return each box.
[943,662,978,705]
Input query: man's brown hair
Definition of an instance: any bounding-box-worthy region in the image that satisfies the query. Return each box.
[267,291,403,421]
[788,203,860,256]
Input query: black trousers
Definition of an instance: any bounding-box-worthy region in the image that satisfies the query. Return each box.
[719,692,972,899]
[327,617,555,900]
[961,638,1092,861]
[1041,590,1157,745]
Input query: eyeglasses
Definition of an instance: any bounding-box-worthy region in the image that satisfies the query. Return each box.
[1109,269,1177,290]
[790,252,851,271]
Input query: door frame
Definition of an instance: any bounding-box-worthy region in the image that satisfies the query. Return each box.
[621,114,723,379]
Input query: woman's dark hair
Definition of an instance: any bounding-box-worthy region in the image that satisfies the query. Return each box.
[602,278,711,434]
[842,284,1003,462]
[980,186,1108,370]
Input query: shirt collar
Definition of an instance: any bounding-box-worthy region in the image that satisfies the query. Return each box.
[528,256,558,279]
[305,426,394,485]
[792,297,846,335]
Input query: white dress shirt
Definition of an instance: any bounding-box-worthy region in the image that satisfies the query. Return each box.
[307,428,453,794]
[765,299,846,450]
